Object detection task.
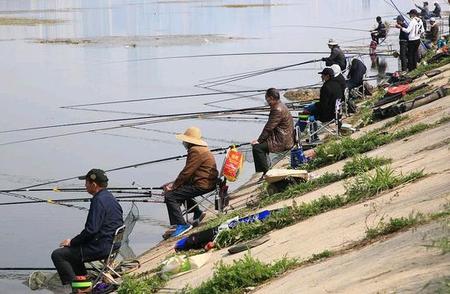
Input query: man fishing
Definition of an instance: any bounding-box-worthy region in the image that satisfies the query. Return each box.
[51,169,123,289]
[163,126,218,237]
[370,16,387,45]
[251,88,294,182]
[395,9,424,71]
[306,67,341,123]
[322,39,347,71]
[396,15,409,72]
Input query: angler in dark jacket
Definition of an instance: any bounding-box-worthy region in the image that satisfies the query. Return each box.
[308,67,341,122]
[330,64,346,100]
[396,15,409,71]
[371,16,387,44]
[346,58,367,91]
[322,39,347,71]
[51,169,123,285]
[251,88,294,177]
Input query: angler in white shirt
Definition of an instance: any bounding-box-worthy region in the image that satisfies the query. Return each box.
[395,9,424,71]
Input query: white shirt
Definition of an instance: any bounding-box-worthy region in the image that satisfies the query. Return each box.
[401,17,424,41]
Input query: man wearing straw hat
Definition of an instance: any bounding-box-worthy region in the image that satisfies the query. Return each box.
[163,127,218,237]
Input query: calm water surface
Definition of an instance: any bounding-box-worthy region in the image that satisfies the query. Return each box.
[0,0,416,292]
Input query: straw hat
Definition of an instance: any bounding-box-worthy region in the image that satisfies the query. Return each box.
[328,38,338,46]
[175,126,208,146]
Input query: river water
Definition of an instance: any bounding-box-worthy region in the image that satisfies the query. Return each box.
[0,0,418,292]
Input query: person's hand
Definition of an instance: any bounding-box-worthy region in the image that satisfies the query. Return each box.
[163,182,173,193]
[321,57,327,61]
[395,24,401,29]
[59,239,71,247]
[251,139,259,145]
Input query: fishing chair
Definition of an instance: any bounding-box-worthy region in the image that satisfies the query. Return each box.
[88,225,126,286]
[296,99,343,144]
[181,177,229,223]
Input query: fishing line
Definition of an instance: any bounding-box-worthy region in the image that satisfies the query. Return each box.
[196,59,322,88]
[0,105,271,135]
[0,194,154,207]
[60,89,269,109]
[0,108,271,146]
[275,24,369,32]
[1,142,252,193]
[101,51,334,65]
[0,191,88,211]
[128,126,243,145]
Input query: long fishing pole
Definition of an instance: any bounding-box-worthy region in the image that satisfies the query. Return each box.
[60,89,269,109]
[275,24,370,32]
[0,194,155,206]
[6,186,162,193]
[0,105,271,135]
[0,106,272,146]
[0,191,88,211]
[1,142,252,193]
[196,59,322,88]
[103,51,336,65]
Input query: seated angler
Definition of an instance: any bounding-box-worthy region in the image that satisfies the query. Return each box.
[251,88,294,181]
[322,39,347,71]
[51,169,124,289]
[370,16,387,45]
[163,127,218,237]
[306,67,341,123]
[346,58,367,92]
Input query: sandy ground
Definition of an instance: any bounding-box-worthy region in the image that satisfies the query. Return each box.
[131,63,450,293]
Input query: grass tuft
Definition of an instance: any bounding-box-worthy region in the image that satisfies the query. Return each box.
[188,254,298,294]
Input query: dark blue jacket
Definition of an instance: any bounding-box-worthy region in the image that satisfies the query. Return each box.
[70,189,123,261]
[347,59,367,85]
[399,23,408,41]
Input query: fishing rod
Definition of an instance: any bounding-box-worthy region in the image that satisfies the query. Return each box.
[196,50,396,88]
[5,186,162,193]
[275,24,370,32]
[103,51,336,65]
[60,89,269,109]
[0,191,88,211]
[196,59,322,88]
[0,105,272,135]
[0,194,156,207]
[0,106,273,146]
[2,142,252,193]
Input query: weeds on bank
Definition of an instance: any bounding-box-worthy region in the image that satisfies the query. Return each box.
[185,254,298,294]
[408,54,450,78]
[365,212,425,239]
[216,166,425,247]
[304,117,448,170]
[118,274,167,294]
[257,156,392,208]
[183,209,446,294]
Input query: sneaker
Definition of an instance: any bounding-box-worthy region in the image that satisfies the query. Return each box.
[191,211,206,227]
[170,224,193,237]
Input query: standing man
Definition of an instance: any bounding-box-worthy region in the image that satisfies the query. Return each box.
[51,169,123,287]
[251,88,294,180]
[163,127,218,237]
[322,39,347,71]
[396,9,424,71]
[396,15,409,72]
